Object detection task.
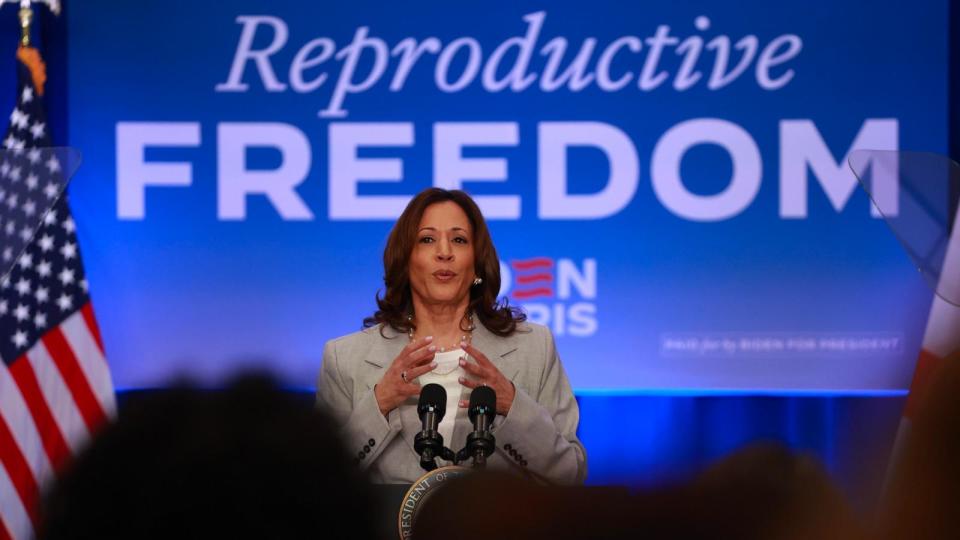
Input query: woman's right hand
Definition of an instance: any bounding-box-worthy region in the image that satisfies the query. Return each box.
[374,336,437,417]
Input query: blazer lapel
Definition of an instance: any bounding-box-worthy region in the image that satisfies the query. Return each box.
[449,321,521,457]
[468,322,520,381]
[362,325,406,389]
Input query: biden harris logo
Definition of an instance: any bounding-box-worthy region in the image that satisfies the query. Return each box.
[499,257,597,337]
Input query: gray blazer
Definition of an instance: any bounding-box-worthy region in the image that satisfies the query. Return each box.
[316,321,587,485]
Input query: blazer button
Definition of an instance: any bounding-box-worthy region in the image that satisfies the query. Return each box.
[504,444,512,451]
[358,451,365,460]
[369,438,376,447]
[363,445,370,453]
[509,449,517,458]
[521,460,528,467]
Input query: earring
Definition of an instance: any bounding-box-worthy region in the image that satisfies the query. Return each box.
[473,277,483,286]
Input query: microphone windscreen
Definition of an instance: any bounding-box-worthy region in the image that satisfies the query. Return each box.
[418,383,447,419]
[468,385,496,422]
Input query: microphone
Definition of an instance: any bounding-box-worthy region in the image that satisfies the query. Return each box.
[460,385,496,468]
[414,383,447,472]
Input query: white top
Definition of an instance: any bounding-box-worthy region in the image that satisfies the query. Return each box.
[415,347,466,463]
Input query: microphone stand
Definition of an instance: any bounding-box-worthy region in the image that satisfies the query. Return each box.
[417,442,459,471]
[414,413,459,471]
[456,388,497,468]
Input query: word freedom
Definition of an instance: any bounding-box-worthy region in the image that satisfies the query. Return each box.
[116,118,897,222]
[215,12,803,118]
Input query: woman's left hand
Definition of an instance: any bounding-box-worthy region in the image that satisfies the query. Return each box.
[457,342,515,415]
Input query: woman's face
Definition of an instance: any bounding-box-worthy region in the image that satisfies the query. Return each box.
[408,201,476,309]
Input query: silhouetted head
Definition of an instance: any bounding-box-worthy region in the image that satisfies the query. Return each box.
[40,373,376,539]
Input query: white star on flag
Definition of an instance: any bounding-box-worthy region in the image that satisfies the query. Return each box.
[58,267,75,286]
[55,292,73,311]
[16,253,31,269]
[29,121,44,139]
[11,329,27,347]
[60,241,77,259]
[14,277,30,295]
[10,108,28,129]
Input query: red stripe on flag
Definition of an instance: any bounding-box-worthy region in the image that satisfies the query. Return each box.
[511,258,554,271]
[81,303,105,355]
[512,287,553,300]
[0,514,12,540]
[0,417,39,526]
[516,273,553,284]
[41,329,106,433]
[8,357,70,472]
[904,349,942,419]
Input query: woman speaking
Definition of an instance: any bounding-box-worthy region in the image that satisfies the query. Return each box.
[317,188,586,485]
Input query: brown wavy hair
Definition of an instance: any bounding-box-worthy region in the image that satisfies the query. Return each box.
[364,188,526,337]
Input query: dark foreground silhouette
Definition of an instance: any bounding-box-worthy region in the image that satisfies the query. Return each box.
[40,374,376,539]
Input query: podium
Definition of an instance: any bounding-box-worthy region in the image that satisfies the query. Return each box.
[371,477,630,540]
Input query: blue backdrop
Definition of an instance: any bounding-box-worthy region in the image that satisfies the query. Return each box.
[64,0,946,393]
[0,0,941,501]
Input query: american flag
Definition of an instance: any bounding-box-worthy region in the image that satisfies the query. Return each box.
[0,48,114,540]
[882,156,960,501]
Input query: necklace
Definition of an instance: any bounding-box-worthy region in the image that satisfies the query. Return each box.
[407,313,476,352]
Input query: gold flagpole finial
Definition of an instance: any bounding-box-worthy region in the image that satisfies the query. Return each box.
[0,0,62,48]
[18,5,31,47]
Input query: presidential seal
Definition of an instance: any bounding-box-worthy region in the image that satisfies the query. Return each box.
[397,465,470,539]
